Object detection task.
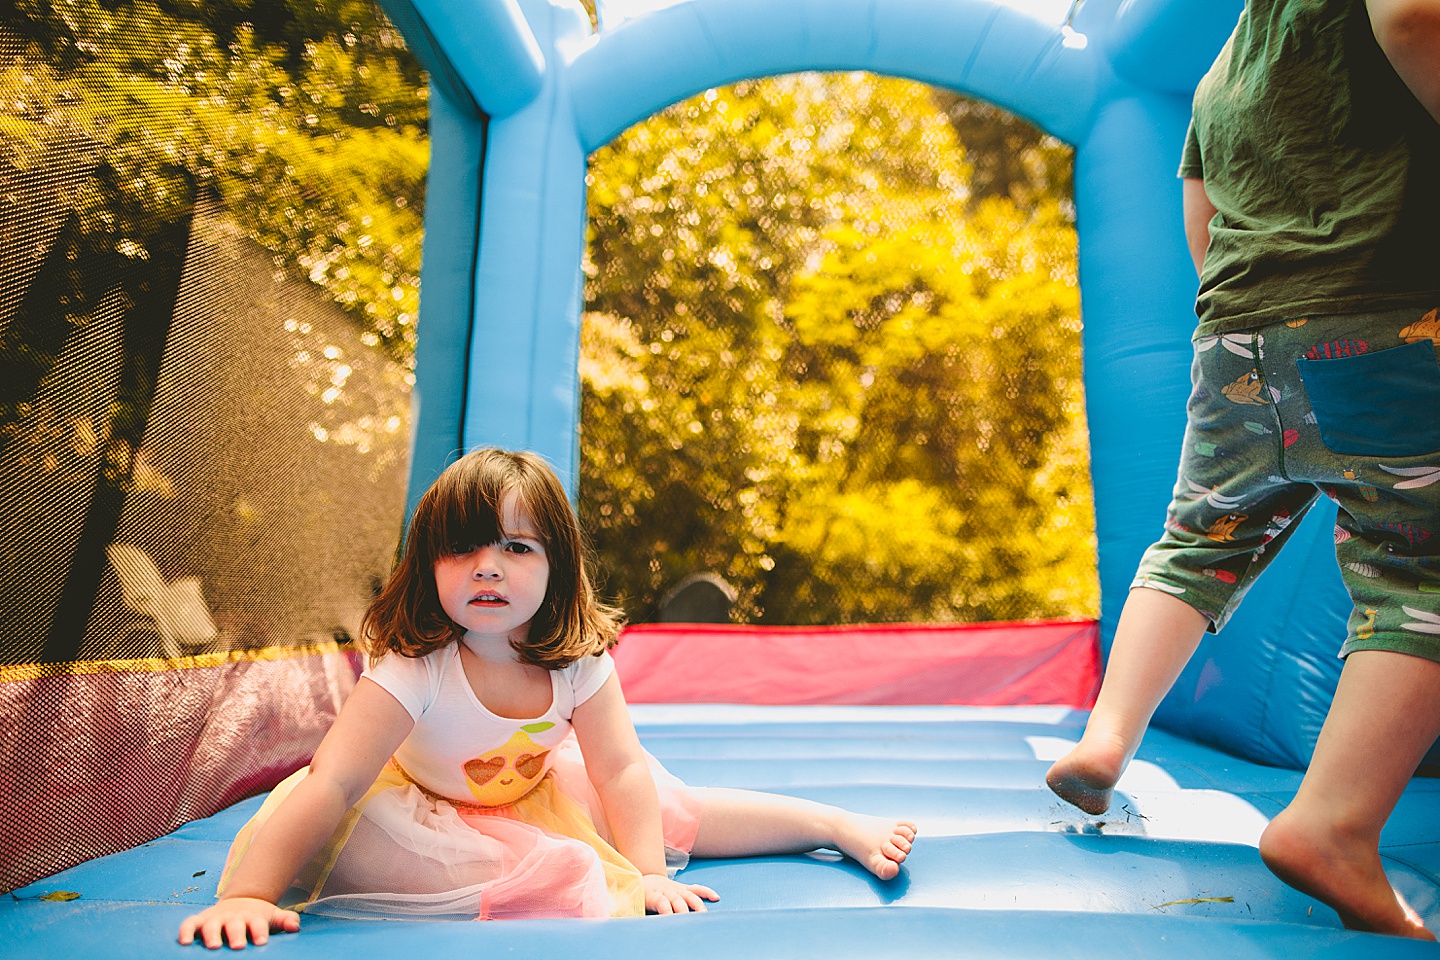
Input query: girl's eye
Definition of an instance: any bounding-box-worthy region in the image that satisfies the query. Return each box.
[505,541,532,554]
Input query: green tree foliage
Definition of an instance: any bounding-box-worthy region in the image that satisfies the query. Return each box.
[0,0,426,379]
[0,0,424,520]
[582,73,1098,625]
[0,0,425,660]
[932,91,1073,211]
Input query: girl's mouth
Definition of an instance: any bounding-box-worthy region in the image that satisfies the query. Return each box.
[471,593,508,606]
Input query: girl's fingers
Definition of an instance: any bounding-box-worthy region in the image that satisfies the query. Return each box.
[223,917,248,949]
[179,902,300,949]
[646,877,717,914]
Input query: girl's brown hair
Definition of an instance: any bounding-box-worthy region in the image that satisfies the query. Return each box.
[362,448,623,669]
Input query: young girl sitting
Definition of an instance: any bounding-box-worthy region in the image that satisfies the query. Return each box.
[179,448,916,949]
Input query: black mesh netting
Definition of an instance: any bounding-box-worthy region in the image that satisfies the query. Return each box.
[0,7,422,892]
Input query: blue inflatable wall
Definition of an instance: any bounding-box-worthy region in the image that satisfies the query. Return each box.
[377,0,1391,772]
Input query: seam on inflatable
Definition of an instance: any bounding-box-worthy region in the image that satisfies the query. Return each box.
[690,5,725,69]
[960,6,1001,85]
[1019,35,1051,87]
[458,109,488,462]
[864,0,879,59]
[1020,35,1063,93]
[1378,851,1440,885]
[524,3,562,448]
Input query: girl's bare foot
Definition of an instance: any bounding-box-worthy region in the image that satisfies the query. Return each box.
[831,814,917,880]
[1045,735,1129,816]
[1260,807,1436,940]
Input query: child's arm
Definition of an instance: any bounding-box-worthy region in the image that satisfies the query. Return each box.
[1368,0,1440,123]
[1182,178,1216,279]
[570,673,718,914]
[178,678,414,949]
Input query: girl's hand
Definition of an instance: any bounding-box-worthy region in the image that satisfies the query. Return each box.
[178,897,300,950]
[642,873,719,914]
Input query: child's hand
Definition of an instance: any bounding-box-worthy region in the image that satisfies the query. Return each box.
[178,896,300,949]
[642,873,719,914]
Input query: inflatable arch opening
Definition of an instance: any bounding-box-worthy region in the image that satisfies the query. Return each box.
[381,0,1433,772]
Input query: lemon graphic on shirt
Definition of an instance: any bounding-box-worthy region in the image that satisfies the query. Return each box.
[463,721,554,806]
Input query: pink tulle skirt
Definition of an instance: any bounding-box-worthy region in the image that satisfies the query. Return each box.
[219,736,703,919]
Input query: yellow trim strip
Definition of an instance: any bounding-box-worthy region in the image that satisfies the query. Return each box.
[0,640,358,685]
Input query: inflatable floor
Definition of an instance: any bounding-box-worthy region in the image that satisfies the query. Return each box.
[8,701,1440,959]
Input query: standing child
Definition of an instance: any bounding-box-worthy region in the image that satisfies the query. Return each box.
[1047,0,1440,941]
[179,448,915,949]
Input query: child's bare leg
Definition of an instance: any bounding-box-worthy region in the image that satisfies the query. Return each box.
[690,787,916,880]
[1259,649,1440,940]
[1046,588,1209,814]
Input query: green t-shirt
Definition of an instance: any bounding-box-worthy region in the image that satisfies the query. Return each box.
[1182,0,1440,333]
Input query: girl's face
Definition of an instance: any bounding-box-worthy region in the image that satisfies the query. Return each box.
[433,490,550,645]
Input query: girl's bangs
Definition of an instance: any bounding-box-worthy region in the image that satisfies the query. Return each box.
[427,478,506,556]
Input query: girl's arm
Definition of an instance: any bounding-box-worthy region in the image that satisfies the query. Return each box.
[178,677,415,949]
[1368,0,1440,123]
[570,672,717,914]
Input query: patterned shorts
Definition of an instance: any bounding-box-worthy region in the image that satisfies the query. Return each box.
[1133,303,1440,661]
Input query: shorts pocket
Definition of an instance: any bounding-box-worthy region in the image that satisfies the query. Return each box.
[1296,339,1440,456]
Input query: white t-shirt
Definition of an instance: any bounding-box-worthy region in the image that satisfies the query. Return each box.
[363,644,614,806]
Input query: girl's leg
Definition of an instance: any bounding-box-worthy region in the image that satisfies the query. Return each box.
[689,787,916,880]
[1259,649,1440,940]
[1046,587,1209,814]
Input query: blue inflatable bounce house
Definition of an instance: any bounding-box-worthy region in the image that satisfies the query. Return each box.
[6,0,1440,957]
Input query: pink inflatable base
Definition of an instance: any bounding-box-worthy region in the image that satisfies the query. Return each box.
[613,619,1101,708]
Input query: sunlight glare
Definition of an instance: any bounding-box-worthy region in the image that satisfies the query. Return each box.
[595,0,1079,33]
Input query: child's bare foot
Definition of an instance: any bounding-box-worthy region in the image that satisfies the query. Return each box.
[831,814,916,880]
[1045,735,1128,816]
[1260,808,1436,940]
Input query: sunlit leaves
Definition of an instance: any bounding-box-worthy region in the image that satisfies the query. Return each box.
[581,72,1098,625]
[1,0,426,363]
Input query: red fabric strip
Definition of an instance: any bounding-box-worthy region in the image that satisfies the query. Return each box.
[613,619,1100,708]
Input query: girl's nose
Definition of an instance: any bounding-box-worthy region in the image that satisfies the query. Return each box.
[472,546,504,579]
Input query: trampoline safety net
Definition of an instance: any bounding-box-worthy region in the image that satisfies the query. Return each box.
[0,3,425,892]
